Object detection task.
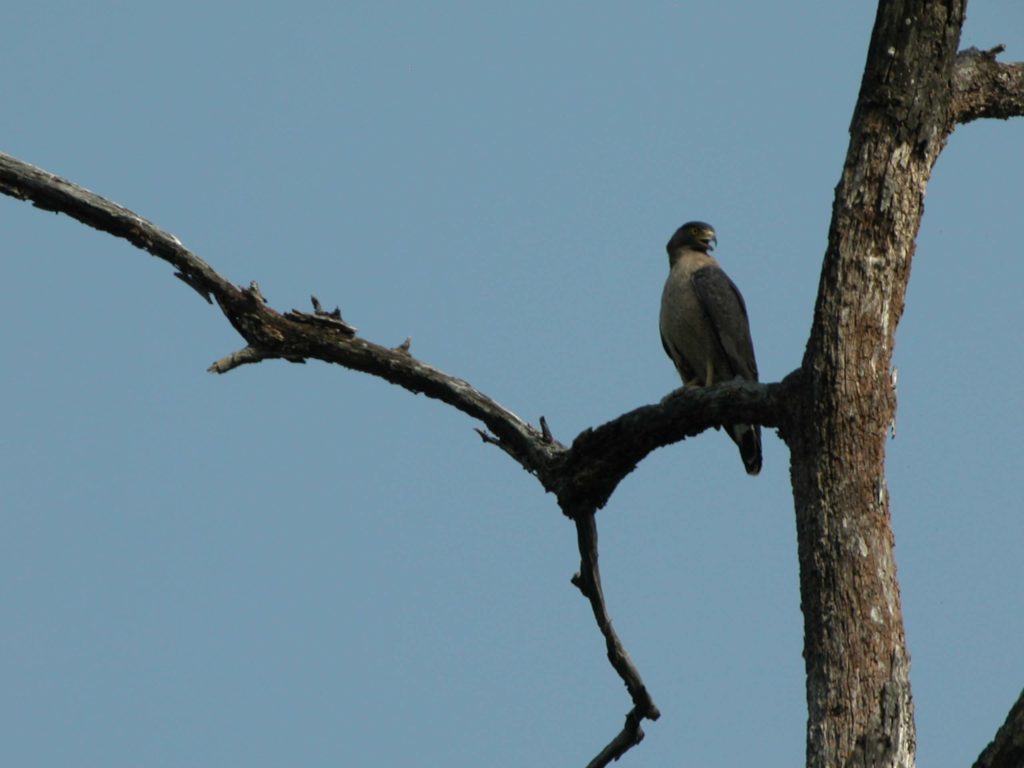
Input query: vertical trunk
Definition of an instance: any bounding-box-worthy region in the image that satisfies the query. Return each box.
[788,2,965,766]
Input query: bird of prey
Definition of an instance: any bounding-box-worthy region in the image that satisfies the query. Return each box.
[659,221,762,475]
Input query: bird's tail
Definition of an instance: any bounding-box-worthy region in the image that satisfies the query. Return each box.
[729,423,762,475]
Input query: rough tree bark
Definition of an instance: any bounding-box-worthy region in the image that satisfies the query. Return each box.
[1,1,1022,766]
[788,3,1024,766]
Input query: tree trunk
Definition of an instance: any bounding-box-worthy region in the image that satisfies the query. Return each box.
[788,2,965,766]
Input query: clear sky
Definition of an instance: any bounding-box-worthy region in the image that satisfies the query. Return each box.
[3,3,1022,767]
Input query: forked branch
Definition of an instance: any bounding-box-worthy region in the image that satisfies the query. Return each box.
[0,149,790,766]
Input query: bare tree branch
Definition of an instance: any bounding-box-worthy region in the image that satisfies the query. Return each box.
[0,149,564,481]
[953,46,1024,124]
[557,375,795,511]
[572,513,658,767]
[0,152,233,304]
[974,688,1024,768]
[0,148,792,766]
[584,707,647,768]
[207,345,279,374]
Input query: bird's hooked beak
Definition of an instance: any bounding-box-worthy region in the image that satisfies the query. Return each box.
[702,232,718,252]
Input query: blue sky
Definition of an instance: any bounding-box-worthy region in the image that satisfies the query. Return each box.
[3,3,1022,766]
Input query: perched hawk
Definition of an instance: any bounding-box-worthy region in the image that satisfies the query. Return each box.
[659,221,762,475]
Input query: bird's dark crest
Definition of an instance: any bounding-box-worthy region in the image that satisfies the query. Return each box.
[667,221,717,254]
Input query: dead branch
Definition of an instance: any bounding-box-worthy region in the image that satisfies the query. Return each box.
[953,46,1024,124]
[0,149,791,765]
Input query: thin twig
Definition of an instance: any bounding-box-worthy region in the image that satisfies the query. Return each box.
[572,512,660,766]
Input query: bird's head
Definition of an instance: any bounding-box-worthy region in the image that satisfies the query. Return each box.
[667,221,717,255]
